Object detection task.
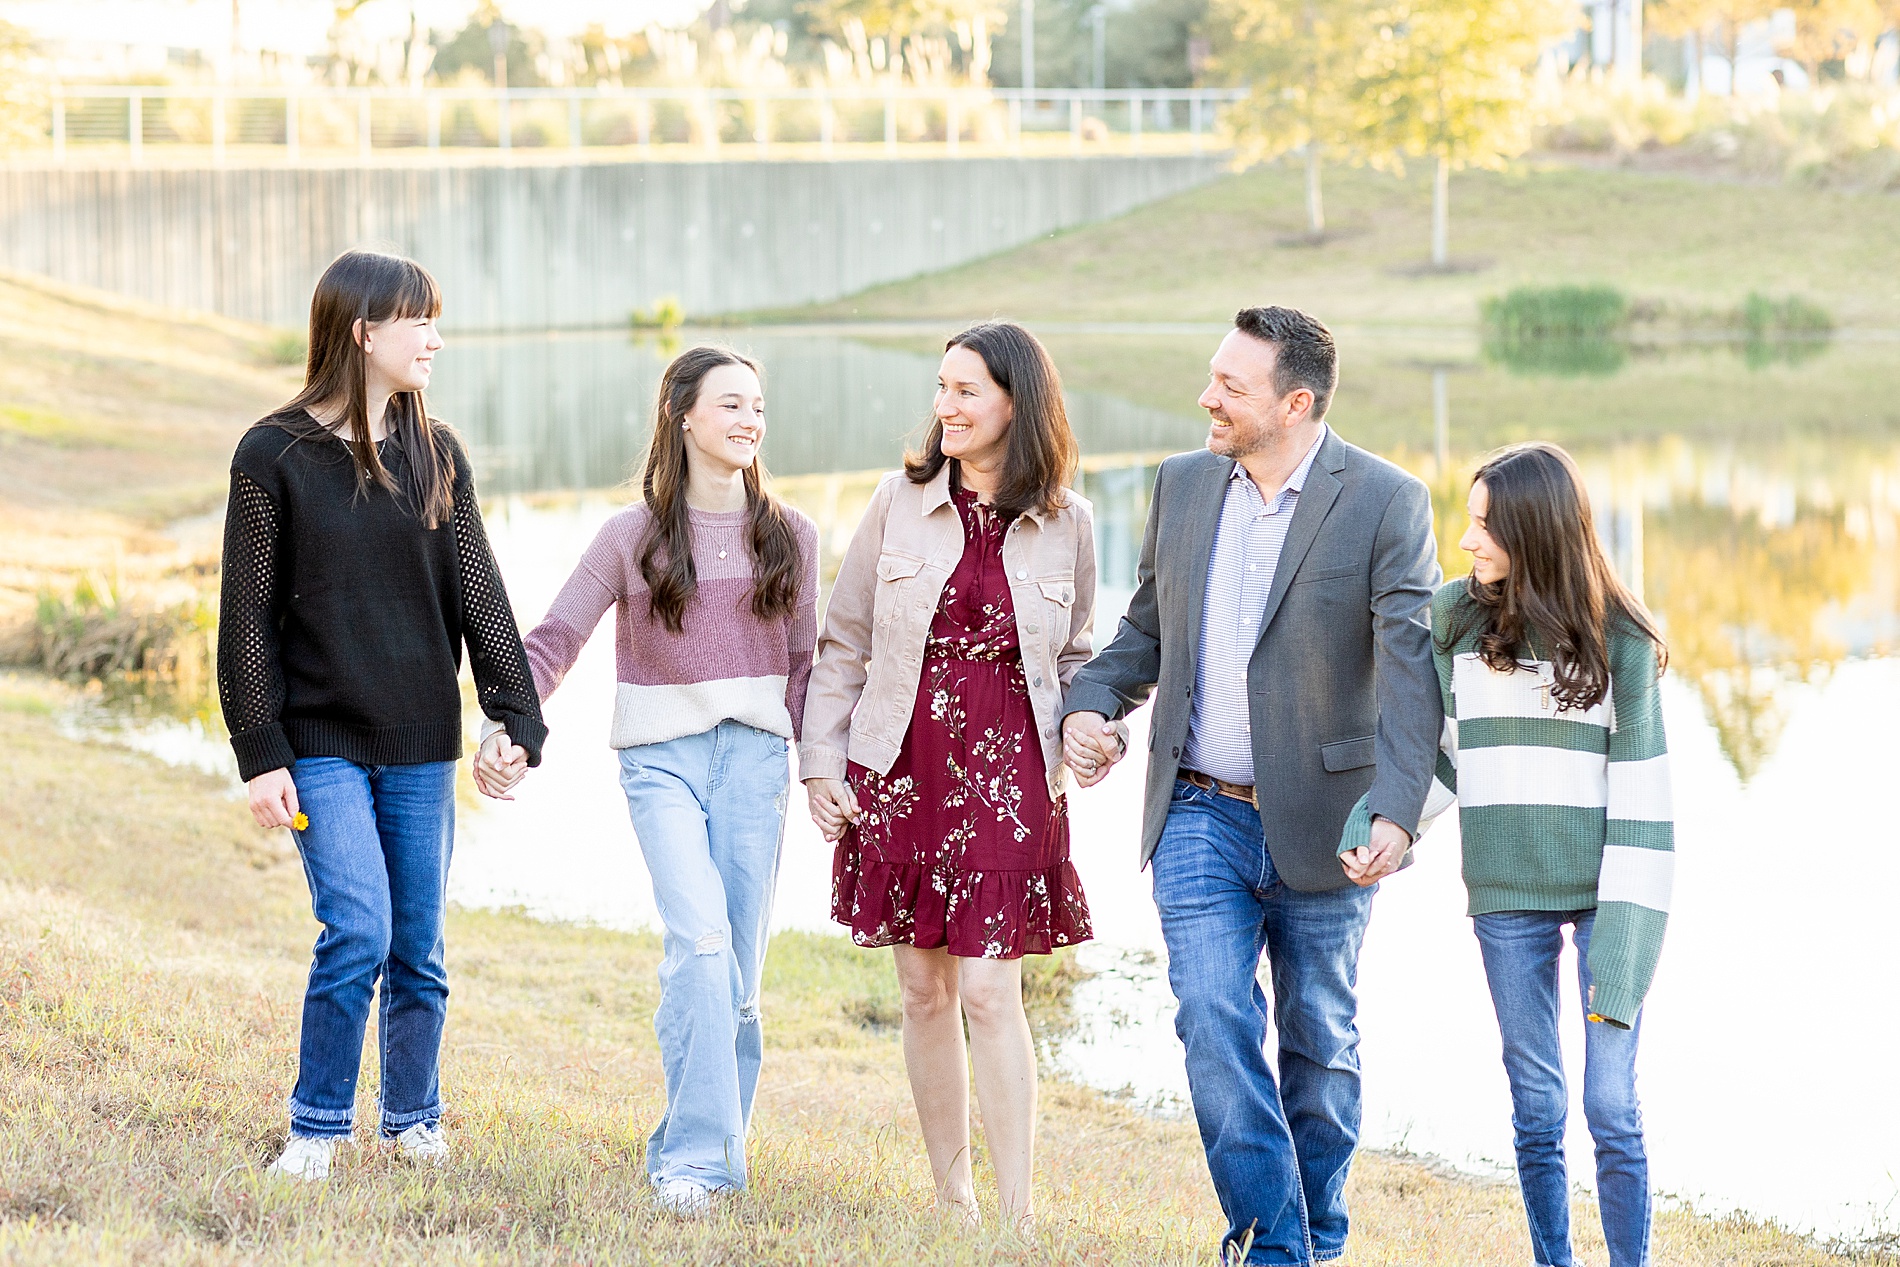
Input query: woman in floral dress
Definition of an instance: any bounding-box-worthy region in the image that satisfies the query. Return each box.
[800,321,1107,1230]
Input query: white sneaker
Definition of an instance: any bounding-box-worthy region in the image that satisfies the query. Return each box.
[655,1177,717,1219]
[389,1122,450,1165]
[266,1134,339,1181]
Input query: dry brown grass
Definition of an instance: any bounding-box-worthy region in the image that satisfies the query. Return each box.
[0,672,1875,1265]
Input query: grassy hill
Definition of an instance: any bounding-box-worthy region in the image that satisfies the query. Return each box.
[780,161,1900,330]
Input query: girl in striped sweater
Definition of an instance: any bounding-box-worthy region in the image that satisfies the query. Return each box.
[1437,442,1672,1267]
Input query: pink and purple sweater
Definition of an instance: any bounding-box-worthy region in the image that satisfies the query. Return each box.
[524,503,820,747]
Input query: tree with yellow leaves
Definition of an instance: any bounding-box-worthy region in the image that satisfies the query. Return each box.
[1645,0,1781,92]
[1352,0,1573,267]
[1212,0,1376,238]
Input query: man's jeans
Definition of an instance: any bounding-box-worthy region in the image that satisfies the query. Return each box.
[1151,778,1375,1265]
[1473,910,1651,1267]
[619,721,789,1191]
[286,756,456,1140]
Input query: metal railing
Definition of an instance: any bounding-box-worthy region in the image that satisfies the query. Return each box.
[36,83,1247,163]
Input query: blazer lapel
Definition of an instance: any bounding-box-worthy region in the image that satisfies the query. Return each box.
[1171,455,1233,680]
[1253,431,1347,646]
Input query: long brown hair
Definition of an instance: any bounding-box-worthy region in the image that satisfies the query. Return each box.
[1443,442,1666,711]
[638,346,801,635]
[268,250,455,527]
[904,321,1078,518]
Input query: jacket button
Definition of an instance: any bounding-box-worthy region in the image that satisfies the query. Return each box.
[1024,624,1038,634]
[1016,568,1028,579]
[1172,746,1180,758]
[1043,727,1054,738]
[1033,676,1043,687]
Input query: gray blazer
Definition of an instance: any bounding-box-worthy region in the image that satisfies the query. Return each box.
[1062,431,1443,891]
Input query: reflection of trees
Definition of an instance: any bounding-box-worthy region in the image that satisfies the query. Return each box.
[1644,500,1873,781]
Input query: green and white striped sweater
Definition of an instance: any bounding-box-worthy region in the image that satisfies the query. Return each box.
[1431,579,1673,1028]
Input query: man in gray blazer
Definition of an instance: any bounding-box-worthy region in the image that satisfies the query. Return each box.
[1061,307,1441,1265]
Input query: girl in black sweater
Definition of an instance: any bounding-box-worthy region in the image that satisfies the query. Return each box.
[217,250,545,1181]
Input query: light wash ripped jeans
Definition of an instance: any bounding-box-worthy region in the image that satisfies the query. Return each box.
[619,720,789,1191]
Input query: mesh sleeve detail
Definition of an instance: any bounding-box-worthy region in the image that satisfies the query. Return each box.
[217,469,298,781]
[453,481,549,765]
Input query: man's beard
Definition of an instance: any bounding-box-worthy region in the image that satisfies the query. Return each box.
[1207,412,1264,458]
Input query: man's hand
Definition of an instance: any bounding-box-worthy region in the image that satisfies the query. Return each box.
[474,731,529,800]
[1062,711,1126,789]
[1341,816,1411,887]
[247,767,300,830]
[804,777,862,842]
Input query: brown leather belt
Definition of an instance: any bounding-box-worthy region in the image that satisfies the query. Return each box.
[1179,768,1258,807]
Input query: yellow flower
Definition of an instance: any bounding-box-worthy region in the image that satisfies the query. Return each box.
[292,812,309,831]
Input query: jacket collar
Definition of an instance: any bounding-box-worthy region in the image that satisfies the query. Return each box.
[919,460,1053,525]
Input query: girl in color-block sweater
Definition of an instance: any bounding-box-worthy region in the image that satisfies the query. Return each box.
[1438,442,1671,1267]
[516,347,818,1217]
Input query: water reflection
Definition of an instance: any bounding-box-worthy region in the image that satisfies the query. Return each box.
[443,327,1900,781]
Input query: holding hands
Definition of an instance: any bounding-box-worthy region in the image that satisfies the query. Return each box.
[804,777,862,842]
[1340,817,1411,887]
[474,730,530,800]
[1061,711,1127,789]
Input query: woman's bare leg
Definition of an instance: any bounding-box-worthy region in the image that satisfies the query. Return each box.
[892,944,978,1219]
[959,956,1037,1228]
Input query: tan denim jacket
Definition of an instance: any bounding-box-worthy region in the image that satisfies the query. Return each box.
[800,465,1097,799]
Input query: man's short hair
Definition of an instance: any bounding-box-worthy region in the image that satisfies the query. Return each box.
[1233,306,1337,420]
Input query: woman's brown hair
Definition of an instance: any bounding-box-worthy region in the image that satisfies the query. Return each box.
[1443,442,1666,711]
[904,321,1078,518]
[638,345,801,634]
[268,250,456,527]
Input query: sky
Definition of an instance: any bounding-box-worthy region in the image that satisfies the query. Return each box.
[0,0,712,58]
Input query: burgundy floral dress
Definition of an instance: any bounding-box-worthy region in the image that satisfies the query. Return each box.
[833,488,1092,959]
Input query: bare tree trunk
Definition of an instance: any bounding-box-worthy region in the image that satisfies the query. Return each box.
[1305,144,1325,238]
[1432,155,1449,268]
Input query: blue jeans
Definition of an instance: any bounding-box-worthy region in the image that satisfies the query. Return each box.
[286,756,456,1140]
[1151,778,1376,1265]
[1473,910,1651,1267]
[619,721,789,1190]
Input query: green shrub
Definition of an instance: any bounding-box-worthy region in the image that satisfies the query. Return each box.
[261,329,307,367]
[630,295,686,330]
[1481,284,1631,340]
[1738,292,1834,338]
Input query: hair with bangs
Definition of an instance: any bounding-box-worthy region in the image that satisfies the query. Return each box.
[903,321,1077,519]
[268,250,456,527]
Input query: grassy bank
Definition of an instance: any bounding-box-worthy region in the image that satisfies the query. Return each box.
[779,161,1900,330]
[0,673,1878,1264]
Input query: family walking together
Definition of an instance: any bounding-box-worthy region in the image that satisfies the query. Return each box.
[218,248,1674,1266]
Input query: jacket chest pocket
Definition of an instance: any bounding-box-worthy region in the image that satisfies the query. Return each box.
[1032,577,1075,636]
[873,552,929,628]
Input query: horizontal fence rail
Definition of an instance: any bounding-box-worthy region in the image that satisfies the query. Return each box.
[29,84,1248,163]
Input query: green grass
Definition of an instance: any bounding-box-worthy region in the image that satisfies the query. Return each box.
[0,672,1878,1264]
[778,161,1899,329]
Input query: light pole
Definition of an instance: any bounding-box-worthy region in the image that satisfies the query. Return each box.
[1021,0,1035,95]
[1090,4,1107,91]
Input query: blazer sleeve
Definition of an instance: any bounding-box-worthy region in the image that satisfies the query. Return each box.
[798,476,894,781]
[1061,460,1166,722]
[1363,476,1443,838]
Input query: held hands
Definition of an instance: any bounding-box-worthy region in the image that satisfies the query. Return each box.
[474,730,530,800]
[247,767,301,830]
[1062,711,1127,789]
[804,777,862,843]
[1341,816,1411,887]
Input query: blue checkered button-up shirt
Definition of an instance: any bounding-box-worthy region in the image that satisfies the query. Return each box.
[1179,427,1328,786]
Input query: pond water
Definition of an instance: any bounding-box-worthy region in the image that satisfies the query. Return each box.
[96,323,1900,1242]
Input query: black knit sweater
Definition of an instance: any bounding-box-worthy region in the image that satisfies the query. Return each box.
[217,413,547,782]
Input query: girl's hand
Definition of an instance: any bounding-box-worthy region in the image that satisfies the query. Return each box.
[804,777,861,842]
[475,731,529,800]
[248,767,300,830]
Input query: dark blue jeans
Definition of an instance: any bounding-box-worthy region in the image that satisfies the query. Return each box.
[1473,910,1650,1267]
[1151,778,1375,1265]
[286,756,456,1140]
